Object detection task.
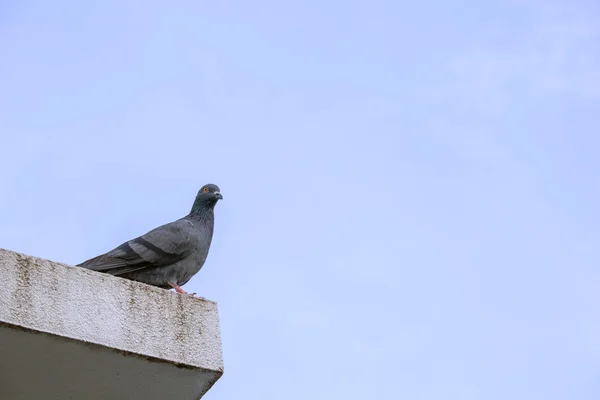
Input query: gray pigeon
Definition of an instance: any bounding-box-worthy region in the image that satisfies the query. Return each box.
[77,184,223,295]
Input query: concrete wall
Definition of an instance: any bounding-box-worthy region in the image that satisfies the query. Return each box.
[0,248,223,399]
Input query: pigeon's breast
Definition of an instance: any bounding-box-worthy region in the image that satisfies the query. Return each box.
[173,223,213,284]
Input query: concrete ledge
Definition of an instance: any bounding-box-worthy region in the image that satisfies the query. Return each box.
[0,248,223,399]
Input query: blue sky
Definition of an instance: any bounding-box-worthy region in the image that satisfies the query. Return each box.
[1,1,599,398]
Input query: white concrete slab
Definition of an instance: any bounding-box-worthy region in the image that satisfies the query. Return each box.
[0,248,223,399]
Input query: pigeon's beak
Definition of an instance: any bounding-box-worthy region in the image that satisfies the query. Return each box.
[215,192,223,200]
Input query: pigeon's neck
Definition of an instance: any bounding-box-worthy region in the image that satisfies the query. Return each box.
[189,202,216,219]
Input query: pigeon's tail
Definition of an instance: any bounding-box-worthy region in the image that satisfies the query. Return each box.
[76,254,104,269]
[76,250,149,276]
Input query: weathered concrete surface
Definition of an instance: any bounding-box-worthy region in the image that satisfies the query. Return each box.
[0,248,223,399]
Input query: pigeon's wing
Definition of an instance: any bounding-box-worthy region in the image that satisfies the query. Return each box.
[77,219,197,276]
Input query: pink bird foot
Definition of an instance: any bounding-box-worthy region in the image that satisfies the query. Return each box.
[168,282,196,296]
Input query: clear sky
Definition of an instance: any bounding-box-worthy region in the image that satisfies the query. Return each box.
[1,1,599,399]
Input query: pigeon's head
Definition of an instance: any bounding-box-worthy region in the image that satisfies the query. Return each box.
[191,184,223,213]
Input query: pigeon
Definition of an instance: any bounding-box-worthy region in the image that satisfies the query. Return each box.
[77,184,223,295]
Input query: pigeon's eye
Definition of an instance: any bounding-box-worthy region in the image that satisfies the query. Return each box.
[203,187,209,193]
